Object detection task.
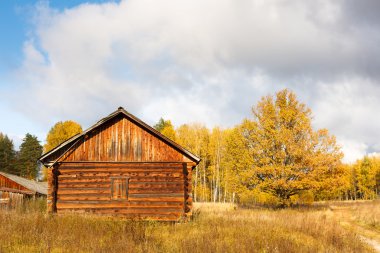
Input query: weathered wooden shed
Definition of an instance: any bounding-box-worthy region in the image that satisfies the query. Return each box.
[0,171,47,208]
[38,107,200,221]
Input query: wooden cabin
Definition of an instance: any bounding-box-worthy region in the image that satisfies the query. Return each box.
[0,171,47,208]
[38,107,200,221]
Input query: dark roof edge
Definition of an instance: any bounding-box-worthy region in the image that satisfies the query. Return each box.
[38,107,201,164]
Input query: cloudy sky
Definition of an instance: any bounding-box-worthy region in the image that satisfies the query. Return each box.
[0,0,379,163]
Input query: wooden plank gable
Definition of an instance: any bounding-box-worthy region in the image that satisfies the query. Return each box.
[40,107,200,166]
[57,114,186,163]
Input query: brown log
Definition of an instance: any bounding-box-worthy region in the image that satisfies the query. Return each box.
[57,201,183,209]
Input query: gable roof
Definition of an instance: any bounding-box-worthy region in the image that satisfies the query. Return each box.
[0,171,48,195]
[39,107,201,166]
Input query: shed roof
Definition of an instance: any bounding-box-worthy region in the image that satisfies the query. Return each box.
[39,107,201,165]
[0,171,48,195]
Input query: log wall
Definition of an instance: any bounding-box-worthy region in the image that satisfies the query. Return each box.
[50,162,193,221]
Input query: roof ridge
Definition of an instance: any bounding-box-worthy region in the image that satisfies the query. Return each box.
[38,107,201,164]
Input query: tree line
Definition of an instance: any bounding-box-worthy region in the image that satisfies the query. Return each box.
[0,133,43,179]
[154,89,380,206]
[1,89,379,205]
[0,121,82,180]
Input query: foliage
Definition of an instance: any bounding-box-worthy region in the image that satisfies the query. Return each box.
[355,157,378,199]
[224,89,344,206]
[176,123,211,202]
[17,133,43,179]
[347,156,380,200]
[153,118,166,132]
[41,120,82,180]
[154,89,377,205]
[0,133,16,174]
[208,127,227,202]
[154,118,176,140]
[44,120,82,153]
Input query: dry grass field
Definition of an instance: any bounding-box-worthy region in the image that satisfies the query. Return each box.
[0,200,379,253]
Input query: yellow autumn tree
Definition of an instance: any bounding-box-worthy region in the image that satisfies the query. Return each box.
[44,120,83,152]
[41,120,82,181]
[311,129,349,200]
[225,89,344,206]
[154,118,176,141]
[352,156,379,199]
[176,123,210,202]
[208,127,230,202]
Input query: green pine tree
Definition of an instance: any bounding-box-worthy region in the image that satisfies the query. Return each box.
[18,133,43,179]
[153,118,166,132]
[0,133,16,174]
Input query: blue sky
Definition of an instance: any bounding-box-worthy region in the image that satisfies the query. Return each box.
[1,0,380,163]
[0,1,27,75]
[0,1,111,72]
[0,1,37,147]
[0,0,115,147]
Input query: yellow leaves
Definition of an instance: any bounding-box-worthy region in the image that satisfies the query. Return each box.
[157,90,377,204]
[176,123,209,156]
[44,120,82,152]
[350,156,380,200]
[160,121,176,141]
[154,118,176,140]
[290,191,315,205]
[226,89,345,205]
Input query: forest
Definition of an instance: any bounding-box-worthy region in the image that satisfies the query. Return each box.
[0,89,379,206]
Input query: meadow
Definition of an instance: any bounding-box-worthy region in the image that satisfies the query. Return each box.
[0,200,379,253]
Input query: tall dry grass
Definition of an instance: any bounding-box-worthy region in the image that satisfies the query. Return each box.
[0,200,375,253]
[350,200,380,231]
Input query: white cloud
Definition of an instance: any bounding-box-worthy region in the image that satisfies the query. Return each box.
[311,76,380,162]
[368,152,380,158]
[339,138,368,164]
[6,0,380,162]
